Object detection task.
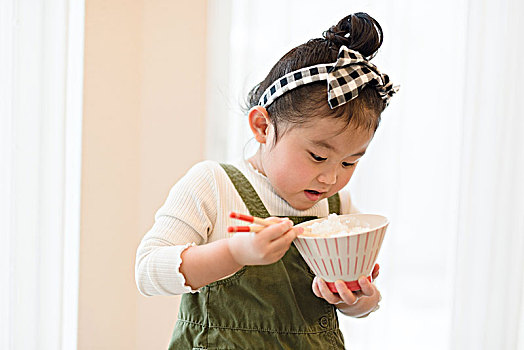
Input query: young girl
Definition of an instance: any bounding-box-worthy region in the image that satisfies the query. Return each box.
[136,12,398,349]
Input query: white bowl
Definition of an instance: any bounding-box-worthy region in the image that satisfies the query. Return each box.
[294,213,389,292]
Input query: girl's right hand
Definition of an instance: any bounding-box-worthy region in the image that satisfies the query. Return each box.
[227,218,303,266]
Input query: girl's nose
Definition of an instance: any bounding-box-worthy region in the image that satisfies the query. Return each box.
[317,167,337,185]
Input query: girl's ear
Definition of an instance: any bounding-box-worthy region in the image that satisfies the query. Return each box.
[248,106,270,144]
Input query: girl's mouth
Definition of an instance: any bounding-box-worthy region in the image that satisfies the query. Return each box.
[304,190,323,201]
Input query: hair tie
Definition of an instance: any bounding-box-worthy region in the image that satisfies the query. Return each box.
[258,46,399,110]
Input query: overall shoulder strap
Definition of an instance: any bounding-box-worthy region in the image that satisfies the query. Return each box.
[327,193,341,215]
[220,163,270,218]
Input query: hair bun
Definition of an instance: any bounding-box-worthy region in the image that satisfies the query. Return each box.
[323,12,383,59]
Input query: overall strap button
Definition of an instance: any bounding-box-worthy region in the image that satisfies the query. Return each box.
[319,316,329,328]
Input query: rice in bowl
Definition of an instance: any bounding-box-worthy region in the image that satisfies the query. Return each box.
[307,213,371,237]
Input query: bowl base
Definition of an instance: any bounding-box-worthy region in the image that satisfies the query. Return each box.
[326,276,372,293]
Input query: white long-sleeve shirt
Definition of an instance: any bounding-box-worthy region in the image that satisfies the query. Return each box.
[135,159,358,296]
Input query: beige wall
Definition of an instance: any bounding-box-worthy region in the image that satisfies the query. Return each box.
[80,1,207,349]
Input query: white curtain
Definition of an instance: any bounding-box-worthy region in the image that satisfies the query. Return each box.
[451,1,524,349]
[0,1,84,349]
[206,0,524,349]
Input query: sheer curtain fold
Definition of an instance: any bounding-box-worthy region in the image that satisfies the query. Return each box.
[206,0,524,349]
[452,1,524,349]
[0,1,15,348]
[0,0,84,349]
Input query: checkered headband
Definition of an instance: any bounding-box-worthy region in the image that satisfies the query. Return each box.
[258,46,399,110]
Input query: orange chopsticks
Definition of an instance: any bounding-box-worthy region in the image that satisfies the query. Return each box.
[227,212,311,234]
[227,212,271,233]
[229,212,269,226]
[227,225,264,233]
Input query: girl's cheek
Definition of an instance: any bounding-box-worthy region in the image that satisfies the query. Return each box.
[336,169,355,189]
[298,164,317,181]
[285,155,311,174]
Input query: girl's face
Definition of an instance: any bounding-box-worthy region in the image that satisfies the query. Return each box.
[250,114,375,210]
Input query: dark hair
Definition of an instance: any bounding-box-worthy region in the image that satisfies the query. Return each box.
[244,13,386,143]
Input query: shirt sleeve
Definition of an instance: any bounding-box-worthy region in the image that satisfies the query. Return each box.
[135,161,219,296]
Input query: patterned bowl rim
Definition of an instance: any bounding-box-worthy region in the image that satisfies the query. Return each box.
[295,213,389,240]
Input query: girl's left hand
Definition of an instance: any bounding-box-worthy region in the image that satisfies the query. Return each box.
[312,263,381,318]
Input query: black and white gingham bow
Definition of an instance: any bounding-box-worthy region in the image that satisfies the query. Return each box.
[259,46,399,109]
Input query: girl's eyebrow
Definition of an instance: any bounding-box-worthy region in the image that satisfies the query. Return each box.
[311,139,336,151]
[311,140,366,157]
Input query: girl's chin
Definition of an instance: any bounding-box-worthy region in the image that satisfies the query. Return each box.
[290,203,315,211]
[286,195,319,211]
[278,190,323,211]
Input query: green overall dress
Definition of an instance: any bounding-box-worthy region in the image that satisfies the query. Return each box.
[169,164,345,349]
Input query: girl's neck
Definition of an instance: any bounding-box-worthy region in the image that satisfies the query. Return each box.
[247,151,266,177]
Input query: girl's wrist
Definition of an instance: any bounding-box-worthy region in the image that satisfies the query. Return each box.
[337,303,380,318]
[226,236,246,268]
[180,239,244,289]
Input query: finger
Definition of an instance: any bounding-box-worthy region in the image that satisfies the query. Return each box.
[334,280,358,305]
[312,277,323,298]
[316,278,343,304]
[257,219,293,241]
[358,276,375,297]
[371,263,380,280]
[263,217,286,225]
[268,226,301,251]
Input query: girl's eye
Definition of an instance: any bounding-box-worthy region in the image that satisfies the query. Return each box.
[342,161,357,168]
[309,152,327,162]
